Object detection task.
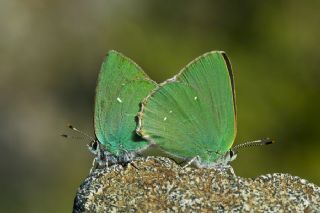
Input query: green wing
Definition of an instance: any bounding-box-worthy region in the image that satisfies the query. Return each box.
[138,51,236,164]
[94,50,157,156]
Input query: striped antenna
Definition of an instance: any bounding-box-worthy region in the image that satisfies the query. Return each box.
[232,138,274,153]
[61,124,95,142]
[60,133,86,140]
[67,124,95,141]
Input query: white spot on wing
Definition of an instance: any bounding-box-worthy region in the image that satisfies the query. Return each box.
[117,97,122,103]
[163,117,167,121]
[194,96,198,101]
[169,110,173,113]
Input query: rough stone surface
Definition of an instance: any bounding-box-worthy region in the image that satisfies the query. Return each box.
[73,157,320,212]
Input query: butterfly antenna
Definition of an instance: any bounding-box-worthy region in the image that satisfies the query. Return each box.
[61,134,69,138]
[60,133,86,140]
[67,124,95,141]
[232,138,275,153]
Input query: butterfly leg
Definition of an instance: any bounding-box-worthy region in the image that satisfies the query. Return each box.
[182,155,200,168]
[227,165,237,177]
[130,161,139,170]
[90,158,98,173]
[216,164,237,179]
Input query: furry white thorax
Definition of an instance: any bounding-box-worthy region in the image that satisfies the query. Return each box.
[87,140,136,168]
[192,149,238,169]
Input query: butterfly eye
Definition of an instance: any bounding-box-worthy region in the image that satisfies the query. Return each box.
[91,141,98,151]
[229,150,234,158]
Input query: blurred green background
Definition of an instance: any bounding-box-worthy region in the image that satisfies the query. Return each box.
[1,0,319,212]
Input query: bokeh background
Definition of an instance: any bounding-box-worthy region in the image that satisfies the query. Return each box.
[1,0,320,212]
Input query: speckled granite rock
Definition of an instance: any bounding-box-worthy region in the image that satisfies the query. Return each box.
[73,157,320,212]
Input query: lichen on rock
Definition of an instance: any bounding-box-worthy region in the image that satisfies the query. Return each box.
[73,157,320,212]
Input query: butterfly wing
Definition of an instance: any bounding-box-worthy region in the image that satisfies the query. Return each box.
[138,51,236,164]
[95,50,157,156]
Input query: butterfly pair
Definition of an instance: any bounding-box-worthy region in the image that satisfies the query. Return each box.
[87,50,272,169]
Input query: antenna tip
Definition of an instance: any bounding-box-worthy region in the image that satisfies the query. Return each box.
[264,138,275,145]
[68,124,74,130]
[61,134,68,138]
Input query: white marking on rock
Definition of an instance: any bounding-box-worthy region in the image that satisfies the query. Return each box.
[117,97,122,103]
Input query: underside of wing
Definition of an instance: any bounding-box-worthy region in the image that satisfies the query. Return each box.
[138,51,236,163]
[94,50,157,156]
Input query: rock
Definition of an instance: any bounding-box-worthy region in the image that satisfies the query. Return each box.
[73,157,320,212]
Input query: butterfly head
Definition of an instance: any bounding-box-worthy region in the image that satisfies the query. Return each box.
[209,149,238,167]
[88,139,99,155]
[223,138,274,165]
[224,149,238,164]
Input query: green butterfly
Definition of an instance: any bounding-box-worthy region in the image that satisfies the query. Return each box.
[137,51,272,168]
[89,50,157,167]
